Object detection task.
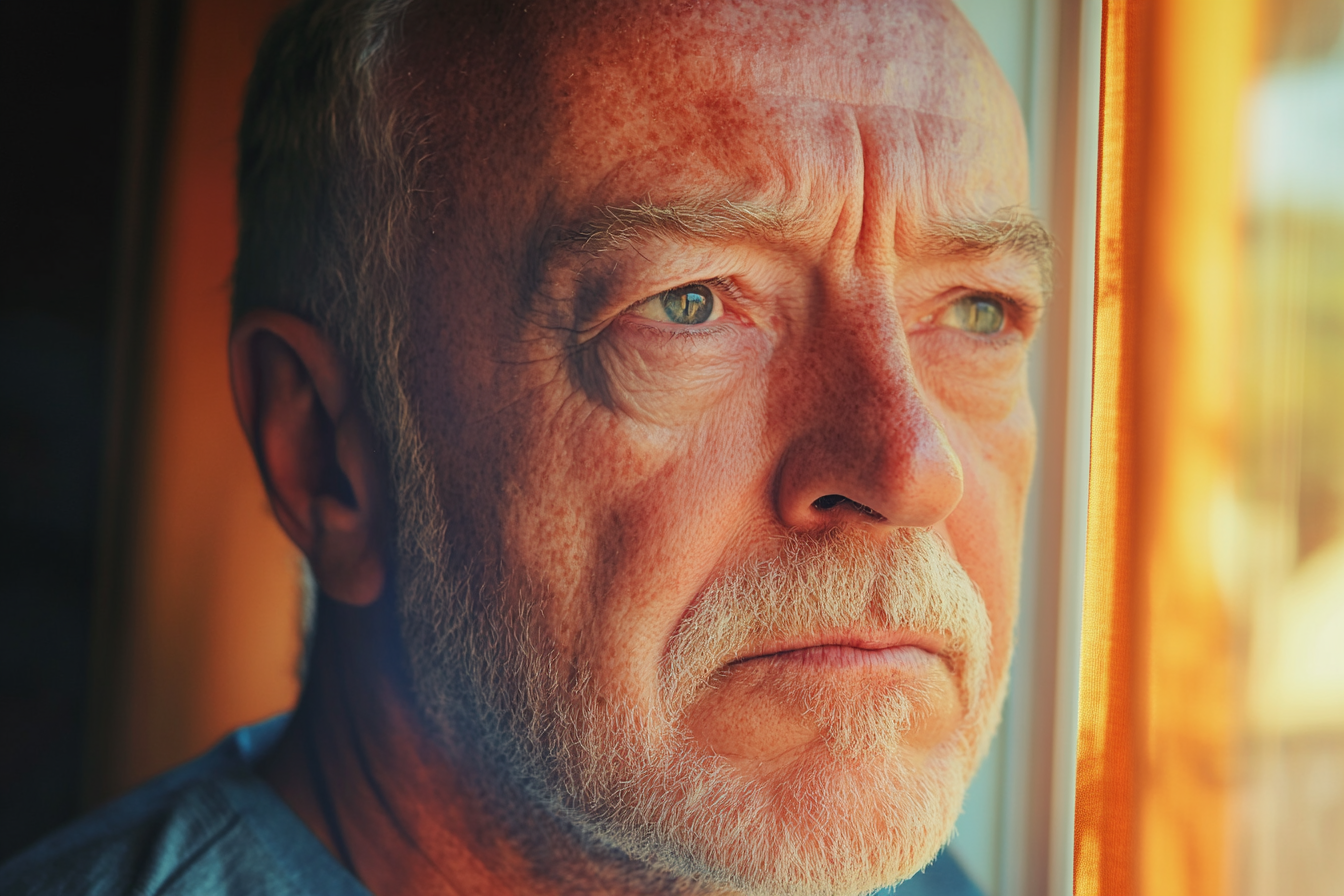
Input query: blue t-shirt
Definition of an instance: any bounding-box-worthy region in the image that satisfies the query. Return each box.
[0,716,981,895]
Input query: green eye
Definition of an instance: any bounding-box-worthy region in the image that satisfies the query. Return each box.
[630,283,722,325]
[946,295,1006,335]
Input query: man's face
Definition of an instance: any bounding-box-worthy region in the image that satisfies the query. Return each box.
[391,0,1040,892]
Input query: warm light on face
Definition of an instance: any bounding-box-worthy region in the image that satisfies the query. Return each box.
[382,2,1036,892]
[400,524,1002,896]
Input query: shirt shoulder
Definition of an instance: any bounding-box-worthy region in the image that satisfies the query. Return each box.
[0,718,368,896]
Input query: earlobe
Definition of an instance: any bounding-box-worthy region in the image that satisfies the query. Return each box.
[229,310,388,607]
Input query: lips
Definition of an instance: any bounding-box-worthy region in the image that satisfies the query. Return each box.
[728,631,948,671]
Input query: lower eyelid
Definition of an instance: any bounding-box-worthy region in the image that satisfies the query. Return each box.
[622,318,732,338]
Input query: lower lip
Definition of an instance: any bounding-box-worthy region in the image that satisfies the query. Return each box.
[741,644,941,672]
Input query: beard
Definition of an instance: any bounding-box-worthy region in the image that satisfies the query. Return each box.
[390,444,1003,896]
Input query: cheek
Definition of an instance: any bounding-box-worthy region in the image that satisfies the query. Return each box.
[910,330,1030,422]
[941,400,1036,678]
[584,321,770,425]
[495,365,776,697]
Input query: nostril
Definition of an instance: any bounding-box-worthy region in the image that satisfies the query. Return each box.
[811,494,885,520]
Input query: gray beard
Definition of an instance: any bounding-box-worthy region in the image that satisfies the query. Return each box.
[389,440,1003,896]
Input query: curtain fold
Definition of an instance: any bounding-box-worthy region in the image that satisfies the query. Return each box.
[1076,1,1257,892]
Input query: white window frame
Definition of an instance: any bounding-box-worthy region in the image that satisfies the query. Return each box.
[944,2,1101,894]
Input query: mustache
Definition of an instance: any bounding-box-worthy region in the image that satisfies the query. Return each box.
[660,527,991,716]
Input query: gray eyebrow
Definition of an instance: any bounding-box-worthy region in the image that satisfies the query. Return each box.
[557,198,804,255]
[916,209,1057,288]
[554,200,1054,286]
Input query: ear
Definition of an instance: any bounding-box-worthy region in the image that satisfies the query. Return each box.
[230,310,388,606]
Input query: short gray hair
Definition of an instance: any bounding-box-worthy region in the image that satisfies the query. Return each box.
[234,0,448,603]
[235,0,420,423]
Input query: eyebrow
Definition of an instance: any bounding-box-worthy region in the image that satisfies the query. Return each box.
[558,198,803,254]
[916,210,1057,288]
[553,200,1054,285]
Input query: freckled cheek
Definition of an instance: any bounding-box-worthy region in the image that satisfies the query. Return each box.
[910,333,1029,422]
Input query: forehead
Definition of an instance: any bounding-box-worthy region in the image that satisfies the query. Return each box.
[402,0,1026,243]
[535,0,1009,120]
[536,1,1021,196]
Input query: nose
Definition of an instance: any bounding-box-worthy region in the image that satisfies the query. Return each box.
[775,300,964,532]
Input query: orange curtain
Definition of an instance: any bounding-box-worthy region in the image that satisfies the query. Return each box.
[1076,0,1257,893]
[101,0,301,796]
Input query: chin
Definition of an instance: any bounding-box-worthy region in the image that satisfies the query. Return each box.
[586,725,977,896]
[517,669,999,896]
[409,619,1000,895]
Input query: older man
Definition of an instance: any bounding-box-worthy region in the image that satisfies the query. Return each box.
[1,0,1048,893]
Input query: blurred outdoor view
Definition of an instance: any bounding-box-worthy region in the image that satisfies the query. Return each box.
[1225,1,1344,891]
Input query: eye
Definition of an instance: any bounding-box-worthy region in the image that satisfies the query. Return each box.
[627,283,723,325]
[939,294,1007,335]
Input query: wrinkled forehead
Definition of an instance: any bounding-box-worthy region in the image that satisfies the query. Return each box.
[542,0,1020,192]
[534,0,1010,121]
[399,0,1025,233]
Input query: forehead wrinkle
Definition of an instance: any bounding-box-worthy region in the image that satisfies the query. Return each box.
[757,93,989,120]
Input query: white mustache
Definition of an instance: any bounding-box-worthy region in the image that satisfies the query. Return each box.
[660,527,991,721]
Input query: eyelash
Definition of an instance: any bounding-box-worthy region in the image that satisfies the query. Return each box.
[622,276,748,334]
[990,292,1040,332]
[935,291,1034,337]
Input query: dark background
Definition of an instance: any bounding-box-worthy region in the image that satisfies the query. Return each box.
[1,0,141,861]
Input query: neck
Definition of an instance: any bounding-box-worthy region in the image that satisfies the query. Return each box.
[259,600,715,896]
